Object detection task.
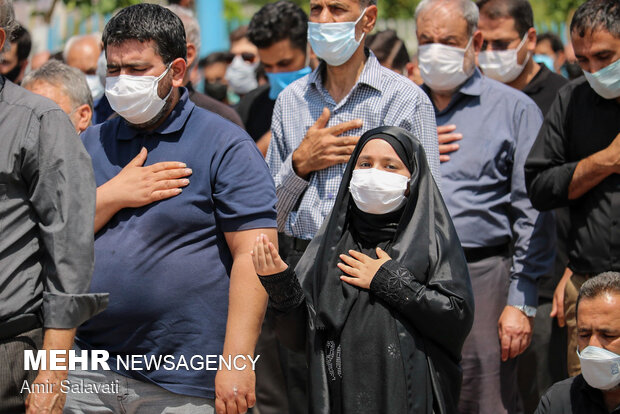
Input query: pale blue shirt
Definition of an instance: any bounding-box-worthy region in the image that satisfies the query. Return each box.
[422,69,555,307]
[267,51,440,240]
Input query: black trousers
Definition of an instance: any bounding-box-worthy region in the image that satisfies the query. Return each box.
[0,328,43,414]
[254,234,309,414]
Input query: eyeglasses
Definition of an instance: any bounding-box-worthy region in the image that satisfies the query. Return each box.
[481,39,520,52]
[225,52,257,64]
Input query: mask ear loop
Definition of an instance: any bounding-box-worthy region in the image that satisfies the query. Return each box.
[158,62,175,101]
[354,7,368,43]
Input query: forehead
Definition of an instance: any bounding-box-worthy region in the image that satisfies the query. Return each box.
[578,293,620,328]
[106,39,162,65]
[258,39,303,64]
[310,0,361,9]
[478,14,519,38]
[416,3,469,38]
[572,28,620,56]
[359,138,399,158]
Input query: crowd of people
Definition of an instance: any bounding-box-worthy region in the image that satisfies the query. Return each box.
[0,0,618,413]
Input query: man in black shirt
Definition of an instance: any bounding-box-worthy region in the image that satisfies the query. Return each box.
[476,1,569,409]
[237,1,311,156]
[525,0,620,379]
[534,272,620,414]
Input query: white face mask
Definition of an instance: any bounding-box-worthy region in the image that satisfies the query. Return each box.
[86,74,104,101]
[583,57,620,99]
[577,346,620,390]
[418,38,473,92]
[307,8,367,67]
[105,64,172,125]
[225,55,258,95]
[478,34,530,83]
[349,168,409,215]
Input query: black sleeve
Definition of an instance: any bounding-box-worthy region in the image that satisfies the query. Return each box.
[370,251,473,360]
[258,268,307,353]
[525,84,580,212]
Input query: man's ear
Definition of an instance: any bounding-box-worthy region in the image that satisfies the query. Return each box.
[0,28,5,52]
[170,57,187,87]
[472,30,484,54]
[186,43,197,69]
[73,104,92,134]
[362,5,378,34]
[526,27,537,53]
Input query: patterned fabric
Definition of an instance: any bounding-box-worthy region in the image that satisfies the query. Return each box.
[267,51,440,239]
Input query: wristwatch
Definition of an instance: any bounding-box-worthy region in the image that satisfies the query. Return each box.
[511,305,537,318]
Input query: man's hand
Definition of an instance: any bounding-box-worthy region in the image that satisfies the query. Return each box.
[550,268,572,327]
[437,124,462,162]
[102,147,191,209]
[94,148,192,232]
[292,107,362,179]
[338,247,391,289]
[498,305,534,361]
[215,365,256,414]
[25,371,66,414]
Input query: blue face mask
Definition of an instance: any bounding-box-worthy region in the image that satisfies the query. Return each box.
[307,8,367,67]
[533,54,555,71]
[266,67,312,100]
[583,57,620,99]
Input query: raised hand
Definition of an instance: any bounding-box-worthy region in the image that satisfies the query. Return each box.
[251,233,288,276]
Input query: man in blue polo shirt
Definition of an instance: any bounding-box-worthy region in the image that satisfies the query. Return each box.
[64,4,277,414]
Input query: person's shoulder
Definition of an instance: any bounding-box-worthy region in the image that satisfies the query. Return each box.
[541,375,583,403]
[277,72,313,103]
[558,76,593,101]
[189,89,244,126]
[376,64,423,97]
[543,69,569,90]
[1,80,64,118]
[188,104,251,147]
[482,75,541,113]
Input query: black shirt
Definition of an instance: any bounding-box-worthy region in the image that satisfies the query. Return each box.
[535,375,620,414]
[186,82,244,128]
[236,84,275,142]
[523,64,568,116]
[525,77,620,275]
[522,64,570,298]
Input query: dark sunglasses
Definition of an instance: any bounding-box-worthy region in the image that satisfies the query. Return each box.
[225,52,256,64]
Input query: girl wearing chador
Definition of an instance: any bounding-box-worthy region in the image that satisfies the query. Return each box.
[252,126,474,413]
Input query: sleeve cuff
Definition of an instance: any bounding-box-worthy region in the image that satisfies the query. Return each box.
[42,292,109,329]
[507,276,538,308]
[258,267,304,312]
[278,154,309,199]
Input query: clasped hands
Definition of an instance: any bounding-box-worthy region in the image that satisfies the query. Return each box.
[251,234,391,289]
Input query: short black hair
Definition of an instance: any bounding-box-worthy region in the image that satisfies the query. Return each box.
[365,29,410,72]
[199,51,230,68]
[537,32,564,53]
[576,272,620,321]
[247,1,308,52]
[102,3,186,64]
[571,0,620,39]
[11,22,31,61]
[476,0,534,37]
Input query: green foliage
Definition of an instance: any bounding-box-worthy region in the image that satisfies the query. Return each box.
[62,0,141,17]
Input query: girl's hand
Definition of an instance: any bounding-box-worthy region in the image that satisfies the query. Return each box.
[338,247,391,289]
[251,233,288,276]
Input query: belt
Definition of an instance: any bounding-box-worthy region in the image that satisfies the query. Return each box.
[0,313,42,341]
[278,233,311,252]
[463,244,509,263]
